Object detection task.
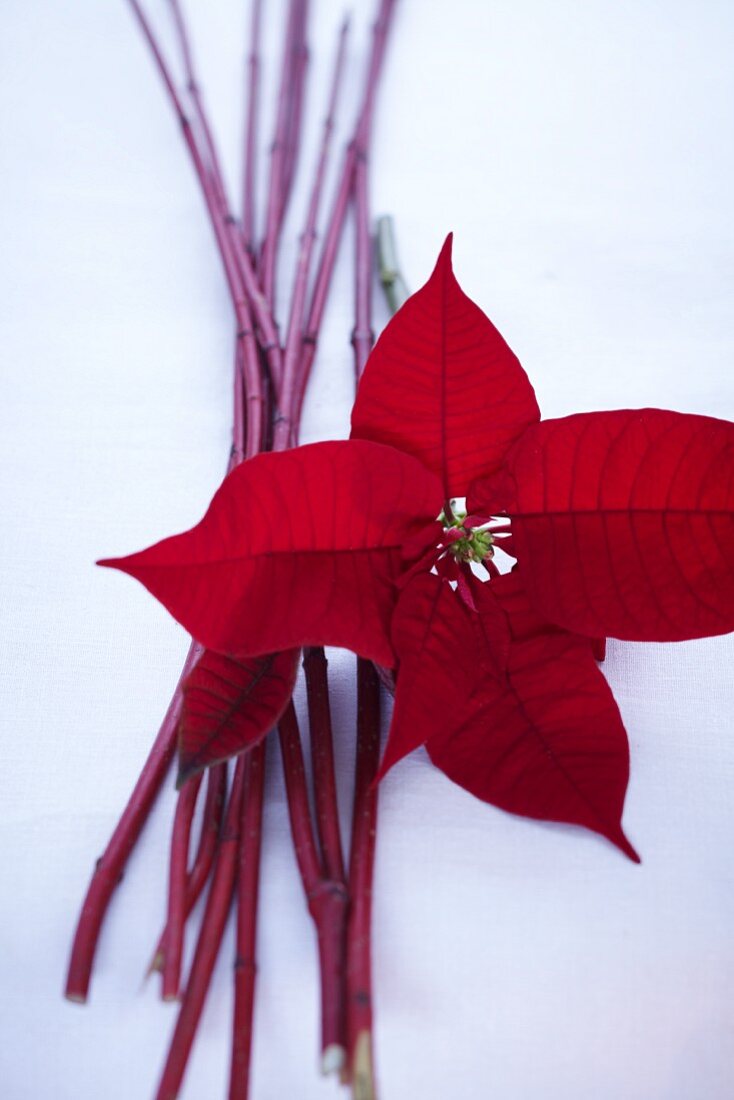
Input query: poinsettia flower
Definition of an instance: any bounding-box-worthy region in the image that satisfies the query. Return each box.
[100,236,734,859]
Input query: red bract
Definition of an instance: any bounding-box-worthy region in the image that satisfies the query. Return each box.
[177,649,300,784]
[469,409,734,642]
[101,237,734,859]
[100,439,441,668]
[351,234,540,497]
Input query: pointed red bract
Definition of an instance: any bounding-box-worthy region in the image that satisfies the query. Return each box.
[379,574,481,779]
[381,571,519,778]
[99,440,442,667]
[177,648,299,784]
[470,409,734,642]
[351,234,540,499]
[386,572,636,859]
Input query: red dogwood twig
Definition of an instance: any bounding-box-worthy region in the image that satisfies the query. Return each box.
[65,639,203,1002]
[346,659,382,1098]
[278,702,349,1074]
[294,0,397,426]
[161,770,203,1000]
[229,740,266,1100]
[150,762,227,980]
[69,6,398,1097]
[260,0,305,312]
[155,757,247,1100]
[274,13,350,448]
[241,0,263,257]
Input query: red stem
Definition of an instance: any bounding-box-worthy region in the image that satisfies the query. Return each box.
[161,771,203,1001]
[279,3,310,223]
[260,0,302,310]
[150,762,227,976]
[292,143,354,430]
[168,0,228,213]
[278,702,348,1073]
[125,0,279,414]
[164,0,265,460]
[184,762,228,905]
[241,0,263,256]
[303,648,345,884]
[345,659,381,1095]
[351,0,397,337]
[294,0,398,425]
[343,18,395,1073]
[352,154,374,382]
[67,0,269,1008]
[65,639,203,1002]
[155,757,247,1100]
[274,14,350,449]
[69,132,251,992]
[354,0,397,154]
[228,741,266,1100]
[277,703,322,894]
[266,16,352,1051]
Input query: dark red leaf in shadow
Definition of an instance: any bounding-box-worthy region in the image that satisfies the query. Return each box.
[386,572,637,859]
[99,440,442,668]
[379,574,480,780]
[177,648,299,784]
[351,234,540,498]
[470,409,734,642]
[382,572,515,779]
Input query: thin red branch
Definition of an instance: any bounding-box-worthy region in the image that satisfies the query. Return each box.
[150,762,227,976]
[65,639,203,1002]
[303,648,345,883]
[279,2,310,223]
[229,741,266,1100]
[231,343,248,463]
[186,762,228,901]
[241,0,263,256]
[278,702,322,891]
[353,0,397,154]
[292,144,354,429]
[274,14,350,449]
[126,0,279,414]
[345,659,381,1096]
[351,155,374,381]
[260,0,302,310]
[168,0,229,211]
[155,757,247,1100]
[161,770,203,1000]
[278,701,348,1074]
[294,0,398,425]
[343,30,397,1072]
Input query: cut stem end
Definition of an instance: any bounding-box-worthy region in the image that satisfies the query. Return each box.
[321,1043,346,1076]
[351,1030,376,1100]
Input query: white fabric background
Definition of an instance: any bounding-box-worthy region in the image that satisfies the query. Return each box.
[2,2,733,1098]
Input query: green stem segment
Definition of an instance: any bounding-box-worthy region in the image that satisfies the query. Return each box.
[376,215,409,315]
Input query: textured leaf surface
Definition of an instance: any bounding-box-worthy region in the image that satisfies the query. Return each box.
[178,648,299,783]
[351,235,540,498]
[388,572,636,858]
[380,574,480,779]
[100,440,442,667]
[382,571,511,778]
[470,409,734,642]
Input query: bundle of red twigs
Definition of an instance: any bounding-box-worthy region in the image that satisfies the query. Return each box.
[65,3,399,1097]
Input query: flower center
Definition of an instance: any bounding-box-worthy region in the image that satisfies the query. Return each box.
[439,503,495,565]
